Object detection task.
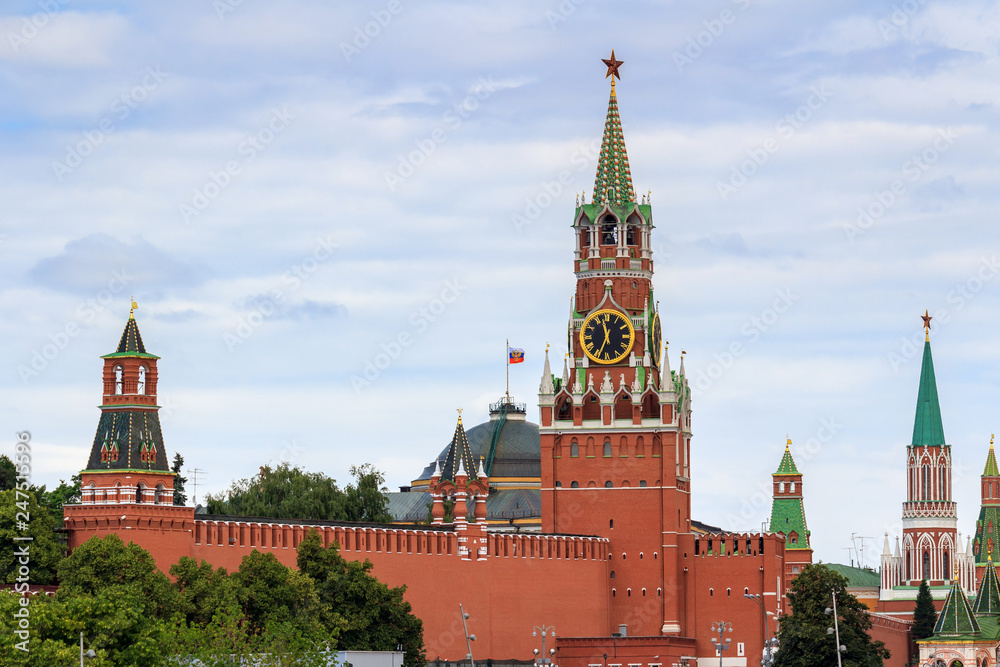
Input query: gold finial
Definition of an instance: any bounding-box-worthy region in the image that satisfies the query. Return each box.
[992,433,995,448]
[457,408,463,424]
[786,435,792,450]
[546,342,550,353]
[129,296,138,319]
[921,309,932,342]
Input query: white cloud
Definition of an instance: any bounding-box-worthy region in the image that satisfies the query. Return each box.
[0,11,129,67]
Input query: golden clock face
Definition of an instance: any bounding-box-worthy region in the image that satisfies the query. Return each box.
[650,312,662,368]
[580,309,634,364]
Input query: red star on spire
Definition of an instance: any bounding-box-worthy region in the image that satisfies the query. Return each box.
[602,50,624,81]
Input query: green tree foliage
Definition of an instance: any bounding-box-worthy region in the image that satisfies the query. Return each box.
[36,473,81,525]
[172,452,188,505]
[774,564,891,667]
[912,579,937,641]
[169,557,237,626]
[0,489,64,585]
[206,462,393,523]
[0,454,17,491]
[297,530,426,666]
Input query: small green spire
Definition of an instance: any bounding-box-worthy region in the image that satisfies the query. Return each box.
[974,558,1000,616]
[934,577,980,636]
[912,339,946,447]
[773,439,800,475]
[592,72,635,208]
[986,437,999,476]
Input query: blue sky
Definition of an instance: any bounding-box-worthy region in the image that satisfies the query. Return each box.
[3,0,1000,567]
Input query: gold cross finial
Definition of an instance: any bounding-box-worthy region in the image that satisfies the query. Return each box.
[129,296,138,319]
[992,434,995,448]
[786,435,792,449]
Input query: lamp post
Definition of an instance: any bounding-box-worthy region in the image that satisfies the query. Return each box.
[533,624,556,667]
[460,604,477,667]
[710,621,733,667]
[79,632,96,666]
[744,594,776,667]
[825,591,847,667]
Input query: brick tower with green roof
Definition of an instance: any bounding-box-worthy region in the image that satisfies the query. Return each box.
[881,314,976,603]
[78,305,176,506]
[973,438,1000,576]
[769,438,812,593]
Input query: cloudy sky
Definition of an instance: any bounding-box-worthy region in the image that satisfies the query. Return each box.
[3,0,1000,567]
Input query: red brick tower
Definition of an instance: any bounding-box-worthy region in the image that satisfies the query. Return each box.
[78,305,176,506]
[538,53,692,638]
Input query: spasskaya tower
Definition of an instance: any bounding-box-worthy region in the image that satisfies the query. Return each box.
[538,52,693,638]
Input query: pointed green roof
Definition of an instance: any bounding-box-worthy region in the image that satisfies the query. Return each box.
[934,578,980,636]
[986,443,999,477]
[440,415,477,482]
[974,560,1000,615]
[101,313,158,359]
[912,339,946,447]
[592,86,635,208]
[774,442,800,476]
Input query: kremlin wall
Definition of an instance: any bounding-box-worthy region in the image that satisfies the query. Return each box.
[59,57,968,667]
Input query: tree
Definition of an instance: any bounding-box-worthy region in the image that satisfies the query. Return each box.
[774,564,890,667]
[206,462,393,523]
[172,452,188,505]
[345,463,393,523]
[0,455,16,492]
[297,530,425,666]
[231,550,324,638]
[170,557,237,626]
[0,489,64,584]
[912,579,937,641]
[38,474,81,525]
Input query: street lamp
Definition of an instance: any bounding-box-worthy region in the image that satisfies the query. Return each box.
[79,632,96,666]
[710,621,733,667]
[533,624,556,667]
[825,591,847,667]
[460,604,477,667]
[744,593,777,667]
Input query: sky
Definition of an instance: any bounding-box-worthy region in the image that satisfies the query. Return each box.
[3,0,1000,568]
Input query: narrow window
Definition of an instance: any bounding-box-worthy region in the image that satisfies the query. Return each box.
[610,571,616,579]
[610,519,614,529]
[943,551,950,579]
[790,481,796,493]
[710,588,714,597]
[604,441,612,457]
[571,441,579,457]
[922,464,930,500]
[137,366,146,395]
[779,482,785,493]
[114,366,123,395]
[727,588,731,596]
[923,550,931,580]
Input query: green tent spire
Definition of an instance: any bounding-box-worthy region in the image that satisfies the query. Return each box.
[911,338,946,447]
[986,439,999,476]
[774,439,800,475]
[933,577,980,636]
[592,58,635,209]
[974,558,1000,616]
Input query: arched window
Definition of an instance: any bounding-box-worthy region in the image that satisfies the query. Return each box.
[601,215,618,245]
[114,366,123,395]
[135,483,144,504]
[657,588,662,597]
[137,366,146,395]
[610,571,615,579]
[923,464,930,500]
[627,588,631,597]
[923,550,931,581]
[710,588,714,597]
[639,480,647,487]
[944,550,950,579]
[790,482,796,492]
[155,483,165,505]
[792,566,800,574]
[605,481,613,488]
[571,481,579,488]
[612,589,616,597]
[603,440,612,457]
[727,588,731,596]
[570,440,579,457]
[555,481,562,488]
[779,482,785,493]
[610,519,614,529]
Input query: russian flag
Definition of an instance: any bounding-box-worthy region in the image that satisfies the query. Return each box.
[508,347,525,364]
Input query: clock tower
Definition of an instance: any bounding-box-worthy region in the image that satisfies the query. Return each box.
[538,52,692,638]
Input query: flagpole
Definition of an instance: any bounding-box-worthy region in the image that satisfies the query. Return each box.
[506,338,509,400]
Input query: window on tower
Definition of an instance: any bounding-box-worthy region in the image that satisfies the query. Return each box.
[603,441,612,457]
[114,366,123,394]
[137,366,146,395]
[944,551,949,578]
[570,440,579,457]
[923,464,930,500]
[626,225,635,245]
[601,215,618,245]
[923,550,931,580]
